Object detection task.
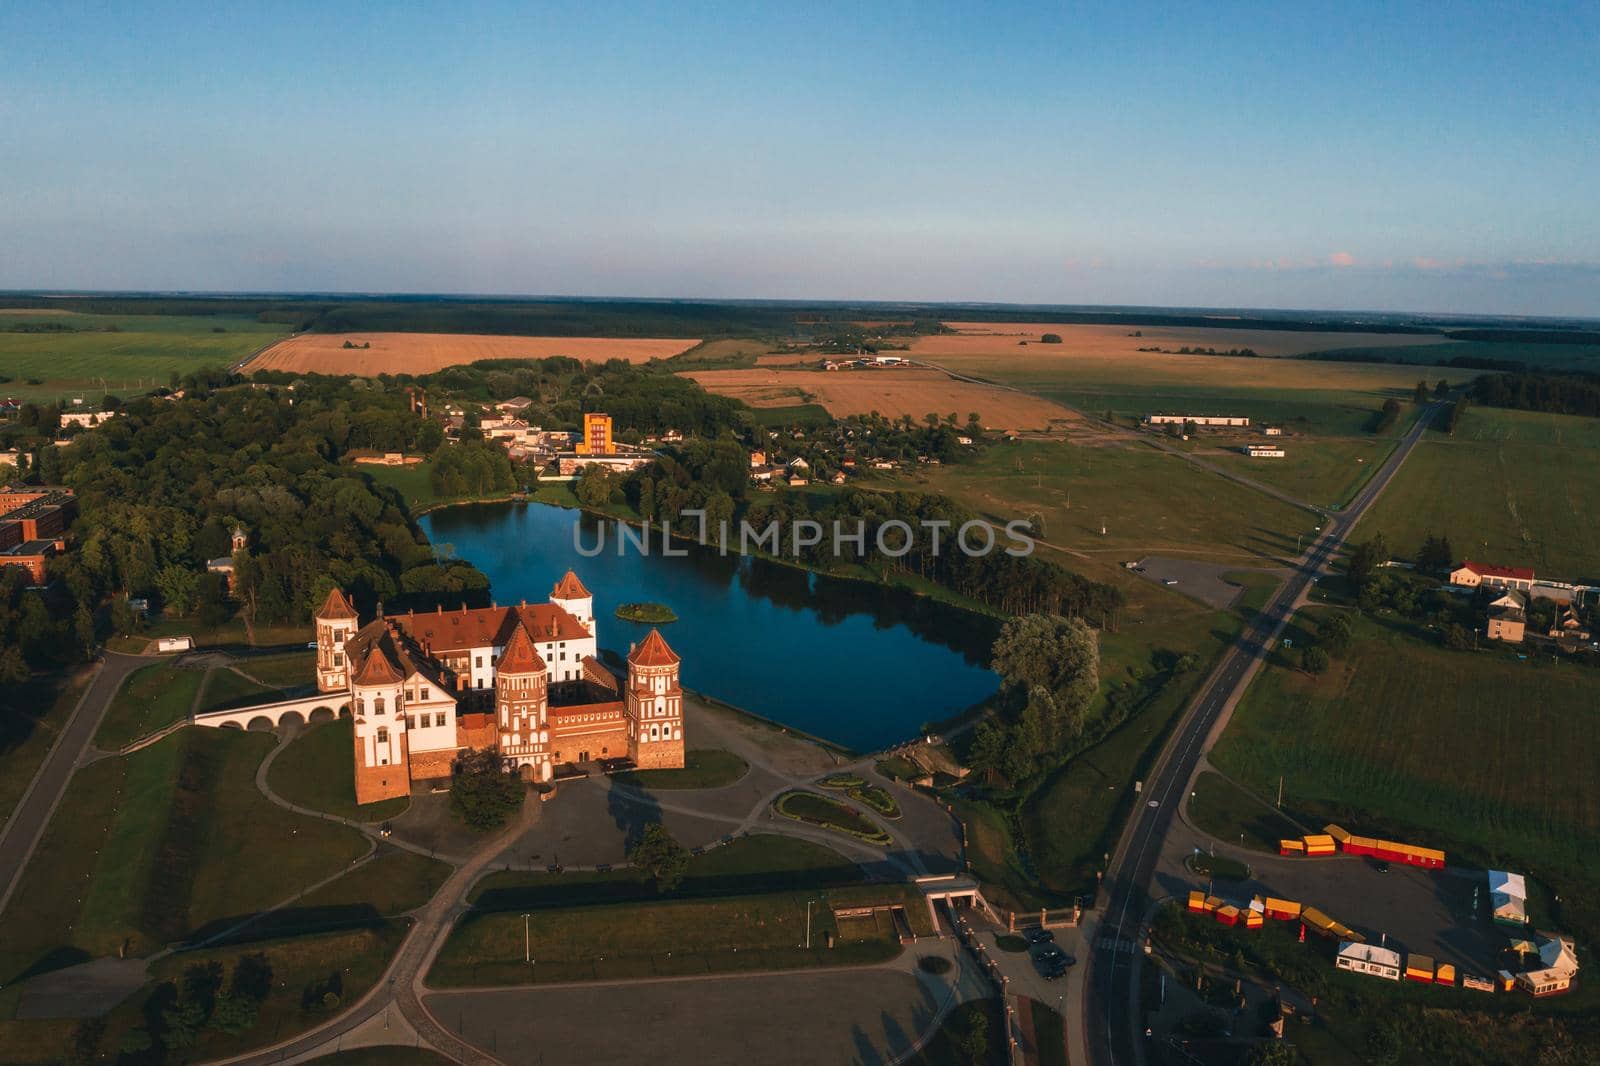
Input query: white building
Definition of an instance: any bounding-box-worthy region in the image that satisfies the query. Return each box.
[1144,414,1250,427]
[60,410,117,429]
[1245,445,1285,458]
[1335,941,1401,981]
[1489,870,1529,926]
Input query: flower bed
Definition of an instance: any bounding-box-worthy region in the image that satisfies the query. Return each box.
[774,790,891,847]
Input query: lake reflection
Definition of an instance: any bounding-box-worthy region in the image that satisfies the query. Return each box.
[420,503,1000,751]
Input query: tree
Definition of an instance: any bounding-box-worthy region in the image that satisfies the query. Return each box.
[1417,533,1454,575]
[1039,333,1063,344]
[449,747,524,830]
[1444,623,1476,651]
[1246,1042,1299,1066]
[991,614,1099,751]
[629,822,690,893]
[1301,646,1329,675]
[951,1003,990,1063]
[1346,534,1388,588]
[1413,379,1430,403]
[1434,379,1450,397]
[1318,612,1353,656]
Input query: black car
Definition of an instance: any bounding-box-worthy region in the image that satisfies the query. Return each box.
[1025,928,1056,945]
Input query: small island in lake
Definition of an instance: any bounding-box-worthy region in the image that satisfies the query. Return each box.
[615,601,678,623]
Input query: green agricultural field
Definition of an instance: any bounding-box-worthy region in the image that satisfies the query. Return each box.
[1185,435,1398,509]
[267,719,410,822]
[0,728,368,984]
[94,660,206,750]
[916,439,1315,572]
[1359,406,1600,580]
[1212,610,1600,881]
[430,882,927,987]
[1307,339,1600,374]
[0,310,289,401]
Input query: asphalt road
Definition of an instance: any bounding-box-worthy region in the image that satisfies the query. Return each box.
[0,651,146,920]
[1083,402,1440,1066]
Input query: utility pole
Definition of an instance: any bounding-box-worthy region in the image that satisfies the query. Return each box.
[805,899,813,949]
[523,913,531,963]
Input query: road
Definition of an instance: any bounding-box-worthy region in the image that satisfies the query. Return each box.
[1082,402,1440,1066]
[0,651,146,919]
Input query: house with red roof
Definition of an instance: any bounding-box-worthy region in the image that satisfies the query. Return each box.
[1450,560,1536,592]
[314,569,685,805]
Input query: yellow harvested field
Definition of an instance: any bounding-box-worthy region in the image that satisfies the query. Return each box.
[252,332,700,375]
[929,322,1444,359]
[683,367,1078,431]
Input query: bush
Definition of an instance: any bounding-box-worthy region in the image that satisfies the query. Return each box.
[918,954,953,974]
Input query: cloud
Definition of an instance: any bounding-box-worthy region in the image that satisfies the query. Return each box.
[1328,251,1356,267]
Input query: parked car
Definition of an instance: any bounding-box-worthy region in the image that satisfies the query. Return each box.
[1025,928,1055,945]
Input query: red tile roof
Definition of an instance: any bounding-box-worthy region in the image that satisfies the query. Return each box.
[551,569,591,599]
[352,640,403,686]
[628,628,679,668]
[317,586,359,620]
[496,622,546,675]
[1460,560,1535,581]
[395,602,588,652]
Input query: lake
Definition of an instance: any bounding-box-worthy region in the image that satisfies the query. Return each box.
[421,502,1000,752]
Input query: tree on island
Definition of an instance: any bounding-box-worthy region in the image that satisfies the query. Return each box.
[629,822,690,893]
[449,747,524,831]
[1039,333,1063,344]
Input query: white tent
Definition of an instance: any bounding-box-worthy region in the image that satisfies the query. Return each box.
[1488,870,1528,926]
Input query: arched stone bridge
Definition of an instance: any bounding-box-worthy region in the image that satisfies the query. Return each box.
[191,693,351,733]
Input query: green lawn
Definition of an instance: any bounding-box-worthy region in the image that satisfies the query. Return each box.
[774,790,891,844]
[470,833,865,911]
[917,439,1314,572]
[195,666,288,714]
[267,719,410,822]
[236,651,316,690]
[0,728,369,983]
[1186,770,1305,853]
[307,1049,455,1066]
[0,310,288,401]
[1212,610,1600,881]
[610,748,748,789]
[430,882,926,987]
[235,848,452,942]
[94,660,206,750]
[0,669,91,824]
[1029,1000,1068,1066]
[1359,406,1600,580]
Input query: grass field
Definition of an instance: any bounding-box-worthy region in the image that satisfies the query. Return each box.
[1182,435,1398,509]
[94,660,205,750]
[0,669,91,824]
[610,747,747,789]
[932,321,1449,359]
[1309,339,1600,373]
[253,332,699,375]
[0,310,287,400]
[470,834,865,911]
[1358,406,1600,579]
[267,719,411,822]
[913,439,1315,572]
[0,728,368,983]
[1211,610,1600,879]
[430,882,928,987]
[236,651,316,689]
[195,665,287,714]
[684,366,1078,432]
[1186,770,1305,853]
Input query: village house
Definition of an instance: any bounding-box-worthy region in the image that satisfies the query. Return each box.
[1549,605,1591,642]
[1336,941,1401,982]
[313,571,685,804]
[1244,444,1285,458]
[1485,589,1527,644]
[1144,414,1250,427]
[1450,560,1535,592]
[494,396,535,414]
[59,409,117,429]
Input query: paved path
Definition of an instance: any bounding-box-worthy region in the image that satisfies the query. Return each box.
[0,651,144,919]
[1081,401,1441,1066]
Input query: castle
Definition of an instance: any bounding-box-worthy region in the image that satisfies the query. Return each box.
[313,570,685,805]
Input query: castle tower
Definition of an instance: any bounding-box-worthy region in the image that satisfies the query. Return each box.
[314,587,360,693]
[549,569,594,634]
[350,640,409,805]
[626,628,685,770]
[496,622,552,782]
[230,525,249,553]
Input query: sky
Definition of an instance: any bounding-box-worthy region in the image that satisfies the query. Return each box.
[2,1,1597,316]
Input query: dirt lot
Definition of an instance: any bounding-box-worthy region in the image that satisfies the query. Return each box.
[683,367,1079,432]
[252,332,700,375]
[931,322,1446,359]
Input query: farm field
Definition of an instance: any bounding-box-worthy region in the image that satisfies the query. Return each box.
[252,332,700,375]
[1358,406,1600,580]
[908,333,1429,436]
[0,310,288,400]
[1308,338,1600,373]
[932,321,1448,359]
[683,366,1078,432]
[1181,435,1398,508]
[1211,610,1600,879]
[908,438,1316,574]
[0,727,368,983]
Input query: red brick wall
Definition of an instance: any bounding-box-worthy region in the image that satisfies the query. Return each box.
[408,748,456,781]
[353,729,410,805]
[633,737,685,770]
[550,723,628,763]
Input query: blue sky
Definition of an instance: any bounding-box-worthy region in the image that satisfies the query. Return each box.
[2,1,1597,315]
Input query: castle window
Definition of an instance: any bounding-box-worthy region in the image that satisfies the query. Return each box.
[374,697,385,715]
[377,727,389,743]
[355,697,364,713]
[334,652,343,666]
[476,678,484,689]
[406,715,415,729]
[435,713,446,727]
[476,656,483,667]
[420,687,430,700]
